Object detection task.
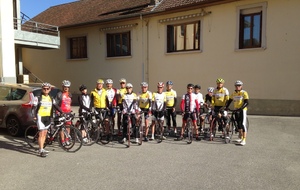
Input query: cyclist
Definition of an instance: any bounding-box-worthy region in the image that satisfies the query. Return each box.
[137,82,152,142]
[78,84,92,143]
[204,87,214,108]
[55,80,72,146]
[225,80,249,146]
[178,83,200,141]
[34,82,62,157]
[117,78,127,135]
[212,78,229,132]
[120,83,139,144]
[164,81,177,134]
[194,84,204,129]
[150,82,166,140]
[91,79,107,118]
[105,79,117,133]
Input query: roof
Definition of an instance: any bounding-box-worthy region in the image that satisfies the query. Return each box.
[30,0,237,28]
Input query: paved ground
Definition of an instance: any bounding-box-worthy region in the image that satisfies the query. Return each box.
[0,112,300,190]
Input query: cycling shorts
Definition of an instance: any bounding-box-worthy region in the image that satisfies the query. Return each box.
[37,115,51,131]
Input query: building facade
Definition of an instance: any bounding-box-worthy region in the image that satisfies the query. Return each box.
[20,0,300,115]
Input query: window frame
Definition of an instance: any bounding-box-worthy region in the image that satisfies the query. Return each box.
[236,2,267,51]
[166,21,201,53]
[67,36,88,59]
[106,31,131,57]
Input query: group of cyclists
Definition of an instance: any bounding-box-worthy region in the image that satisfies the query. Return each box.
[33,77,249,157]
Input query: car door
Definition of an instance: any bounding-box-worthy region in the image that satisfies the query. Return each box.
[0,86,11,127]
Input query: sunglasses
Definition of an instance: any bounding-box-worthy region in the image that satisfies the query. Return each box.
[126,87,132,89]
[120,82,125,84]
[43,88,50,90]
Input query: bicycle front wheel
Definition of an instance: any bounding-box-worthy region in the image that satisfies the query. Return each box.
[58,125,83,153]
[84,121,100,146]
[25,125,42,149]
[187,119,193,144]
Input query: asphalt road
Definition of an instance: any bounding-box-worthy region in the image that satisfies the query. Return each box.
[0,114,300,190]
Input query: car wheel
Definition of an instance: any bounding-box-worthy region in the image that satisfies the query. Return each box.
[6,116,22,136]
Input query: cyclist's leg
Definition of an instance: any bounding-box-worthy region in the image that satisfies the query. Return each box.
[37,115,51,155]
[143,111,150,141]
[192,113,200,140]
[131,114,138,143]
[121,114,128,142]
[241,109,247,145]
[166,108,171,131]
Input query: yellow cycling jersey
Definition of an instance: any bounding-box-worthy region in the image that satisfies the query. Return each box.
[212,87,229,107]
[138,91,152,109]
[230,90,249,110]
[118,88,127,104]
[38,95,52,117]
[91,88,107,108]
[165,89,177,107]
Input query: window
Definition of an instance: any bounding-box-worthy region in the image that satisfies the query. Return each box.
[237,3,267,50]
[69,36,87,59]
[107,31,131,57]
[167,21,200,53]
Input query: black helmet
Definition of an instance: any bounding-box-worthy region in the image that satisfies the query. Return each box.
[187,83,194,88]
[79,84,87,91]
[194,84,201,89]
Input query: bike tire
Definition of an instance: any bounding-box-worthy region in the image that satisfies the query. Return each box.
[210,118,217,141]
[138,124,143,145]
[25,125,43,149]
[58,125,83,153]
[98,123,109,145]
[84,121,100,146]
[156,121,162,143]
[127,120,131,148]
[187,119,193,144]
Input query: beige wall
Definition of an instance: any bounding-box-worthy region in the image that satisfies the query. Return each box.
[22,0,300,115]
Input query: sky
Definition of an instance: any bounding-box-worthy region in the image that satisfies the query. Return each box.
[20,0,78,19]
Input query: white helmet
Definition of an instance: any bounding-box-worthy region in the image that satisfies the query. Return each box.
[62,80,71,87]
[140,82,148,87]
[126,83,133,88]
[119,78,126,83]
[42,82,51,88]
[106,79,113,84]
[235,80,243,86]
[207,87,214,93]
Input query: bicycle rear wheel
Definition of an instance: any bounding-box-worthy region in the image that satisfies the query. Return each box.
[138,125,143,145]
[25,125,42,149]
[58,126,83,152]
[127,121,131,148]
[84,121,100,146]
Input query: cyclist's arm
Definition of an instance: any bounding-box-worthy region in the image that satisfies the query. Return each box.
[173,97,177,108]
[225,98,233,109]
[180,99,184,112]
[240,99,249,110]
[195,99,200,114]
[90,93,95,108]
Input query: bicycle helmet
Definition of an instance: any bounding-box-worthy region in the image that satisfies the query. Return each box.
[157,82,164,87]
[140,82,148,87]
[166,81,173,85]
[194,84,201,89]
[119,78,126,83]
[79,84,87,91]
[41,82,51,88]
[106,79,113,84]
[207,87,214,93]
[216,78,225,83]
[97,79,104,84]
[62,80,71,87]
[235,80,243,86]
[187,83,194,88]
[126,83,133,88]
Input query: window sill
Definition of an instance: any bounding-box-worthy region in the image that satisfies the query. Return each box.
[66,58,88,61]
[235,47,266,52]
[105,55,132,60]
[165,50,202,55]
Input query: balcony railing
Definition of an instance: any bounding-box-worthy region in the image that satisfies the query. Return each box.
[13,17,59,37]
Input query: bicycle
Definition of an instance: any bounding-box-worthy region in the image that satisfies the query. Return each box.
[95,108,113,145]
[75,112,99,146]
[135,110,148,145]
[25,113,83,153]
[200,108,212,138]
[226,109,250,144]
[209,108,227,141]
[152,110,165,143]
